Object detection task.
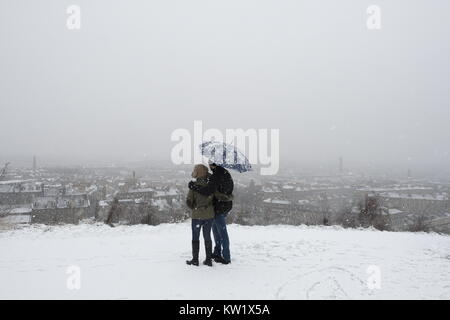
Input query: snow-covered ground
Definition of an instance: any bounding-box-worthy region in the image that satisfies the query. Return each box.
[0,222,449,299]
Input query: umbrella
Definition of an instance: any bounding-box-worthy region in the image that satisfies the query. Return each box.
[199,141,252,173]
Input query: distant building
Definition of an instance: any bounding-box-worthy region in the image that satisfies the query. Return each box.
[31,195,91,224]
[379,192,450,216]
[116,188,155,201]
[0,180,43,205]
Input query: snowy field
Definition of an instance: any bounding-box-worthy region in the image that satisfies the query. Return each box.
[0,222,449,300]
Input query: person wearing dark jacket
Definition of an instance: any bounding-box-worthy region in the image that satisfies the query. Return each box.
[186,164,215,267]
[188,162,233,264]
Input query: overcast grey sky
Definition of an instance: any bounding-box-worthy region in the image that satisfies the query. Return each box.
[1,1,449,171]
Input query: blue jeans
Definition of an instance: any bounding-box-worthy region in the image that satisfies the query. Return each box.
[212,213,230,262]
[191,219,213,241]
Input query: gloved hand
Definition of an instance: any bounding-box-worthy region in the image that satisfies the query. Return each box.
[188,181,196,190]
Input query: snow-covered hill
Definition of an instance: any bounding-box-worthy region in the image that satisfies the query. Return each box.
[0,222,449,299]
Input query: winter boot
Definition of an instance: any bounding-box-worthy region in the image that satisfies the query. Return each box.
[214,256,231,265]
[203,240,213,267]
[186,240,200,266]
[211,252,221,260]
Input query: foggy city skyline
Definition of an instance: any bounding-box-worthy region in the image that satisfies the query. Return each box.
[1,1,450,174]
[1,1,450,303]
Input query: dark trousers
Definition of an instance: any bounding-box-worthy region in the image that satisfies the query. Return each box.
[191,219,213,241]
[212,213,231,262]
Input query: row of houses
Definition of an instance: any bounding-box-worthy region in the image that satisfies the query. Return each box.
[238,181,450,232]
[97,187,186,225]
[0,180,187,226]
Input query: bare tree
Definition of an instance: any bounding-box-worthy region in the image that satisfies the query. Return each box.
[409,214,429,232]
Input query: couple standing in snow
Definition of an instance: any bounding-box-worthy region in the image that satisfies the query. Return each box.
[185,161,234,267]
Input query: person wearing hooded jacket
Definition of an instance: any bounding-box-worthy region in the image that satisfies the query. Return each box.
[185,164,215,267]
[188,162,233,264]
